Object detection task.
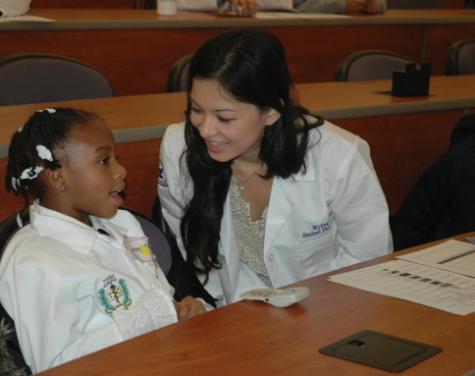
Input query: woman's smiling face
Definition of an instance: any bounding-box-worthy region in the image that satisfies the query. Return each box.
[189,78,278,163]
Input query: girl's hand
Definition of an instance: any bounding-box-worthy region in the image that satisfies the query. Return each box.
[173,296,207,320]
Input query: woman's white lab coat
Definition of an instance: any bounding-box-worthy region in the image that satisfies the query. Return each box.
[159,121,392,305]
[0,203,177,373]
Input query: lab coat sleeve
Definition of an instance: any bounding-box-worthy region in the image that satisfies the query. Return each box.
[158,125,189,259]
[324,136,392,269]
[4,257,176,373]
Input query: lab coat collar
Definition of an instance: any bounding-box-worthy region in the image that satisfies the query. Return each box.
[291,127,320,182]
[29,202,124,255]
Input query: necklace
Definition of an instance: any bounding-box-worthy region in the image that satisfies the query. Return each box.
[234,171,258,191]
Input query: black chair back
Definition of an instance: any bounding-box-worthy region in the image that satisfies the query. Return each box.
[0,53,113,106]
[335,50,414,81]
[166,54,193,93]
[447,40,475,75]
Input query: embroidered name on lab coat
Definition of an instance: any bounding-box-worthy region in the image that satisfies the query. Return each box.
[302,222,330,239]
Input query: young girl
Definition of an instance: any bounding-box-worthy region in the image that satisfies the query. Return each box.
[158,30,392,306]
[0,108,205,373]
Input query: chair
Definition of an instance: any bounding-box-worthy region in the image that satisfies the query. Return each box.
[447,40,475,75]
[387,0,443,8]
[152,197,216,307]
[125,208,172,275]
[166,54,193,93]
[335,50,414,81]
[0,53,113,106]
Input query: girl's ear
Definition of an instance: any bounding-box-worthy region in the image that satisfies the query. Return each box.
[264,108,281,126]
[44,168,67,192]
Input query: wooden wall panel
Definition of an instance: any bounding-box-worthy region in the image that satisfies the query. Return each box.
[1,22,470,95]
[270,25,423,83]
[0,29,218,96]
[443,0,466,7]
[116,138,161,217]
[0,25,423,95]
[336,109,464,213]
[424,24,475,75]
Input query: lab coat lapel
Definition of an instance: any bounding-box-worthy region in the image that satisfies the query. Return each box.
[263,177,294,256]
[264,160,316,256]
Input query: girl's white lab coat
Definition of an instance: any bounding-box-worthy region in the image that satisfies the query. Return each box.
[159,121,392,305]
[0,203,177,373]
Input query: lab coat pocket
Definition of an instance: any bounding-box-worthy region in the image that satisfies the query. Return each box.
[297,232,335,278]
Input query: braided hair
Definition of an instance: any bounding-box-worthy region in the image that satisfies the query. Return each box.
[5,107,101,206]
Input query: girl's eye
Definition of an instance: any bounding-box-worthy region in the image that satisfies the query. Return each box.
[191,107,202,114]
[99,157,110,165]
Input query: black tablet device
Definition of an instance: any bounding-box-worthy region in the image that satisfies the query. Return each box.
[319,330,441,372]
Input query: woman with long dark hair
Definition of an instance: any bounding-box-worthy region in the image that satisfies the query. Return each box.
[158,30,392,305]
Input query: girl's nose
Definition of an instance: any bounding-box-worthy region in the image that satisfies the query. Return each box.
[115,160,127,180]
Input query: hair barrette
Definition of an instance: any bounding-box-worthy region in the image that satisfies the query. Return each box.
[36,145,54,162]
[36,108,56,114]
[19,166,44,181]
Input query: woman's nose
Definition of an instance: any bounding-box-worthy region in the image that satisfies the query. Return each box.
[197,115,217,138]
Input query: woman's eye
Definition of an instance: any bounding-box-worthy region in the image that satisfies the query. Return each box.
[218,117,234,123]
[191,107,202,114]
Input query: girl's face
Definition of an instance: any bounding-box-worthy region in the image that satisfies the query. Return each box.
[189,79,280,163]
[55,121,127,224]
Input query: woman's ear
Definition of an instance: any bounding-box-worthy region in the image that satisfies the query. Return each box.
[44,168,67,192]
[264,108,281,126]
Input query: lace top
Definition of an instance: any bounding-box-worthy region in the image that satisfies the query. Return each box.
[230,177,272,288]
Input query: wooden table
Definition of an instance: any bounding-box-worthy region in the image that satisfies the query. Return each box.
[0,75,473,218]
[38,235,475,375]
[1,9,474,95]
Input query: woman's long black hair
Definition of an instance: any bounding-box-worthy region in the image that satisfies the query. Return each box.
[181,30,323,279]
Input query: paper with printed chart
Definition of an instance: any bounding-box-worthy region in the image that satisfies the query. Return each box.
[329,257,475,315]
[397,239,475,278]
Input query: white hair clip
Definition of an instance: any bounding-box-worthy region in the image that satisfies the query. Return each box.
[36,108,56,114]
[36,145,54,162]
[19,166,44,181]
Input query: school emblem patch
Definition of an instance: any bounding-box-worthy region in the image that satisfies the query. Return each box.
[97,274,132,315]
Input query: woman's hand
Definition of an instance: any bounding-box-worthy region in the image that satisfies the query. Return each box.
[173,296,207,320]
